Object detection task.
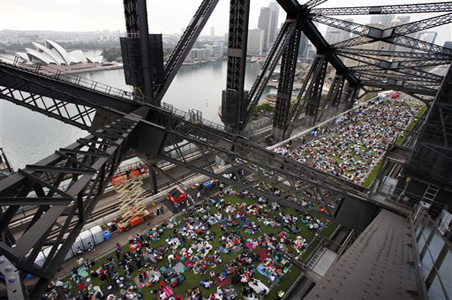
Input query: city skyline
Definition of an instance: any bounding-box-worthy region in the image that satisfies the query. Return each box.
[0,0,451,45]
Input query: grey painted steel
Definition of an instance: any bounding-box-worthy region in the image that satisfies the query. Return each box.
[156,0,219,102]
[273,24,302,141]
[1,1,452,298]
[305,210,419,300]
[222,0,250,131]
[311,2,452,15]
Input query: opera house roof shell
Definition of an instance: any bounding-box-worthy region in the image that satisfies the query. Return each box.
[16,40,103,65]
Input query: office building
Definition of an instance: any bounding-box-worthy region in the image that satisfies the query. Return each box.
[247,29,265,55]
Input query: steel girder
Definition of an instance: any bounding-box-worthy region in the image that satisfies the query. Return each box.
[276,1,359,87]
[144,113,369,215]
[156,0,219,101]
[335,48,452,60]
[0,62,139,129]
[314,13,452,38]
[273,25,302,141]
[311,2,452,15]
[358,80,438,96]
[332,33,452,58]
[123,0,139,37]
[304,0,327,9]
[286,55,326,132]
[277,0,301,14]
[349,59,451,72]
[305,56,328,124]
[406,66,452,189]
[394,13,452,36]
[353,68,443,84]
[315,74,345,123]
[242,16,299,130]
[0,108,144,298]
[222,0,250,131]
[326,75,345,108]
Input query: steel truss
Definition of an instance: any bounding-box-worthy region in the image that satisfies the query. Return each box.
[311,2,452,15]
[221,0,250,131]
[273,25,302,141]
[406,66,452,190]
[156,0,219,101]
[242,16,299,130]
[0,107,144,297]
[1,1,452,298]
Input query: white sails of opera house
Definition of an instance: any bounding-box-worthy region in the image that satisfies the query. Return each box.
[16,40,103,65]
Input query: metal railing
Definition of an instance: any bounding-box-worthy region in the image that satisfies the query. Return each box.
[0,53,226,131]
[411,208,452,300]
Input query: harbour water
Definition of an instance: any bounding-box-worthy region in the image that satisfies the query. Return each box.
[0,60,276,169]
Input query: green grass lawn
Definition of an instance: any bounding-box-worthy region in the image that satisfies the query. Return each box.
[63,193,334,299]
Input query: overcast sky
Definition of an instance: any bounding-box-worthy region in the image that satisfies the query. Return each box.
[0,0,451,44]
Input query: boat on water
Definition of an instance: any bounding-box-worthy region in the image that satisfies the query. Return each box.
[0,148,14,180]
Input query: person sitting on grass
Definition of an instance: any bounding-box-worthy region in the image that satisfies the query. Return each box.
[200,278,213,289]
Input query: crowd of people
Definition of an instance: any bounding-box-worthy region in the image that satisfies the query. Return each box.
[276,100,422,185]
[43,184,327,300]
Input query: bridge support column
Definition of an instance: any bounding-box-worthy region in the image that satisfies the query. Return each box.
[317,74,345,121]
[149,165,158,195]
[221,0,250,132]
[272,25,302,142]
[304,54,328,127]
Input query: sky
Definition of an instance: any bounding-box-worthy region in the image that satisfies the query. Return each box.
[0,0,451,45]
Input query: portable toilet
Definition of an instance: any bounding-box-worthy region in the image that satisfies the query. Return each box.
[43,245,72,262]
[71,236,84,254]
[103,231,111,241]
[89,226,104,245]
[79,230,95,249]
[34,251,46,267]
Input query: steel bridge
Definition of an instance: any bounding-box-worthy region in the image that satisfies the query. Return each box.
[0,0,452,299]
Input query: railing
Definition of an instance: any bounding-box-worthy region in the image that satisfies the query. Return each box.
[411,208,452,300]
[0,53,227,132]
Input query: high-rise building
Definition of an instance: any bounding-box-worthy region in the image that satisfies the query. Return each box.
[416,31,437,44]
[210,27,215,38]
[389,16,412,52]
[258,7,271,51]
[268,2,280,47]
[370,15,394,27]
[325,28,342,44]
[247,29,265,55]
[298,32,309,58]
[258,2,279,52]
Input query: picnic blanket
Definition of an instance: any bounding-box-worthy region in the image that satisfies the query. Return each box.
[255,247,269,262]
[222,284,238,299]
[215,276,231,287]
[232,245,242,253]
[257,264,271,279]
[173,262,186,273]
[248,279,269,295]
[163,285,174,297]
[77,267,89,278]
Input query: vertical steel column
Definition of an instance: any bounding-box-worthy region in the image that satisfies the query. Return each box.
[273,26,302,141]
[137,0,153,102]
[149,165,158,195]
[317,74,344,121]
[221,0,250,131]
[305,54,327,126]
